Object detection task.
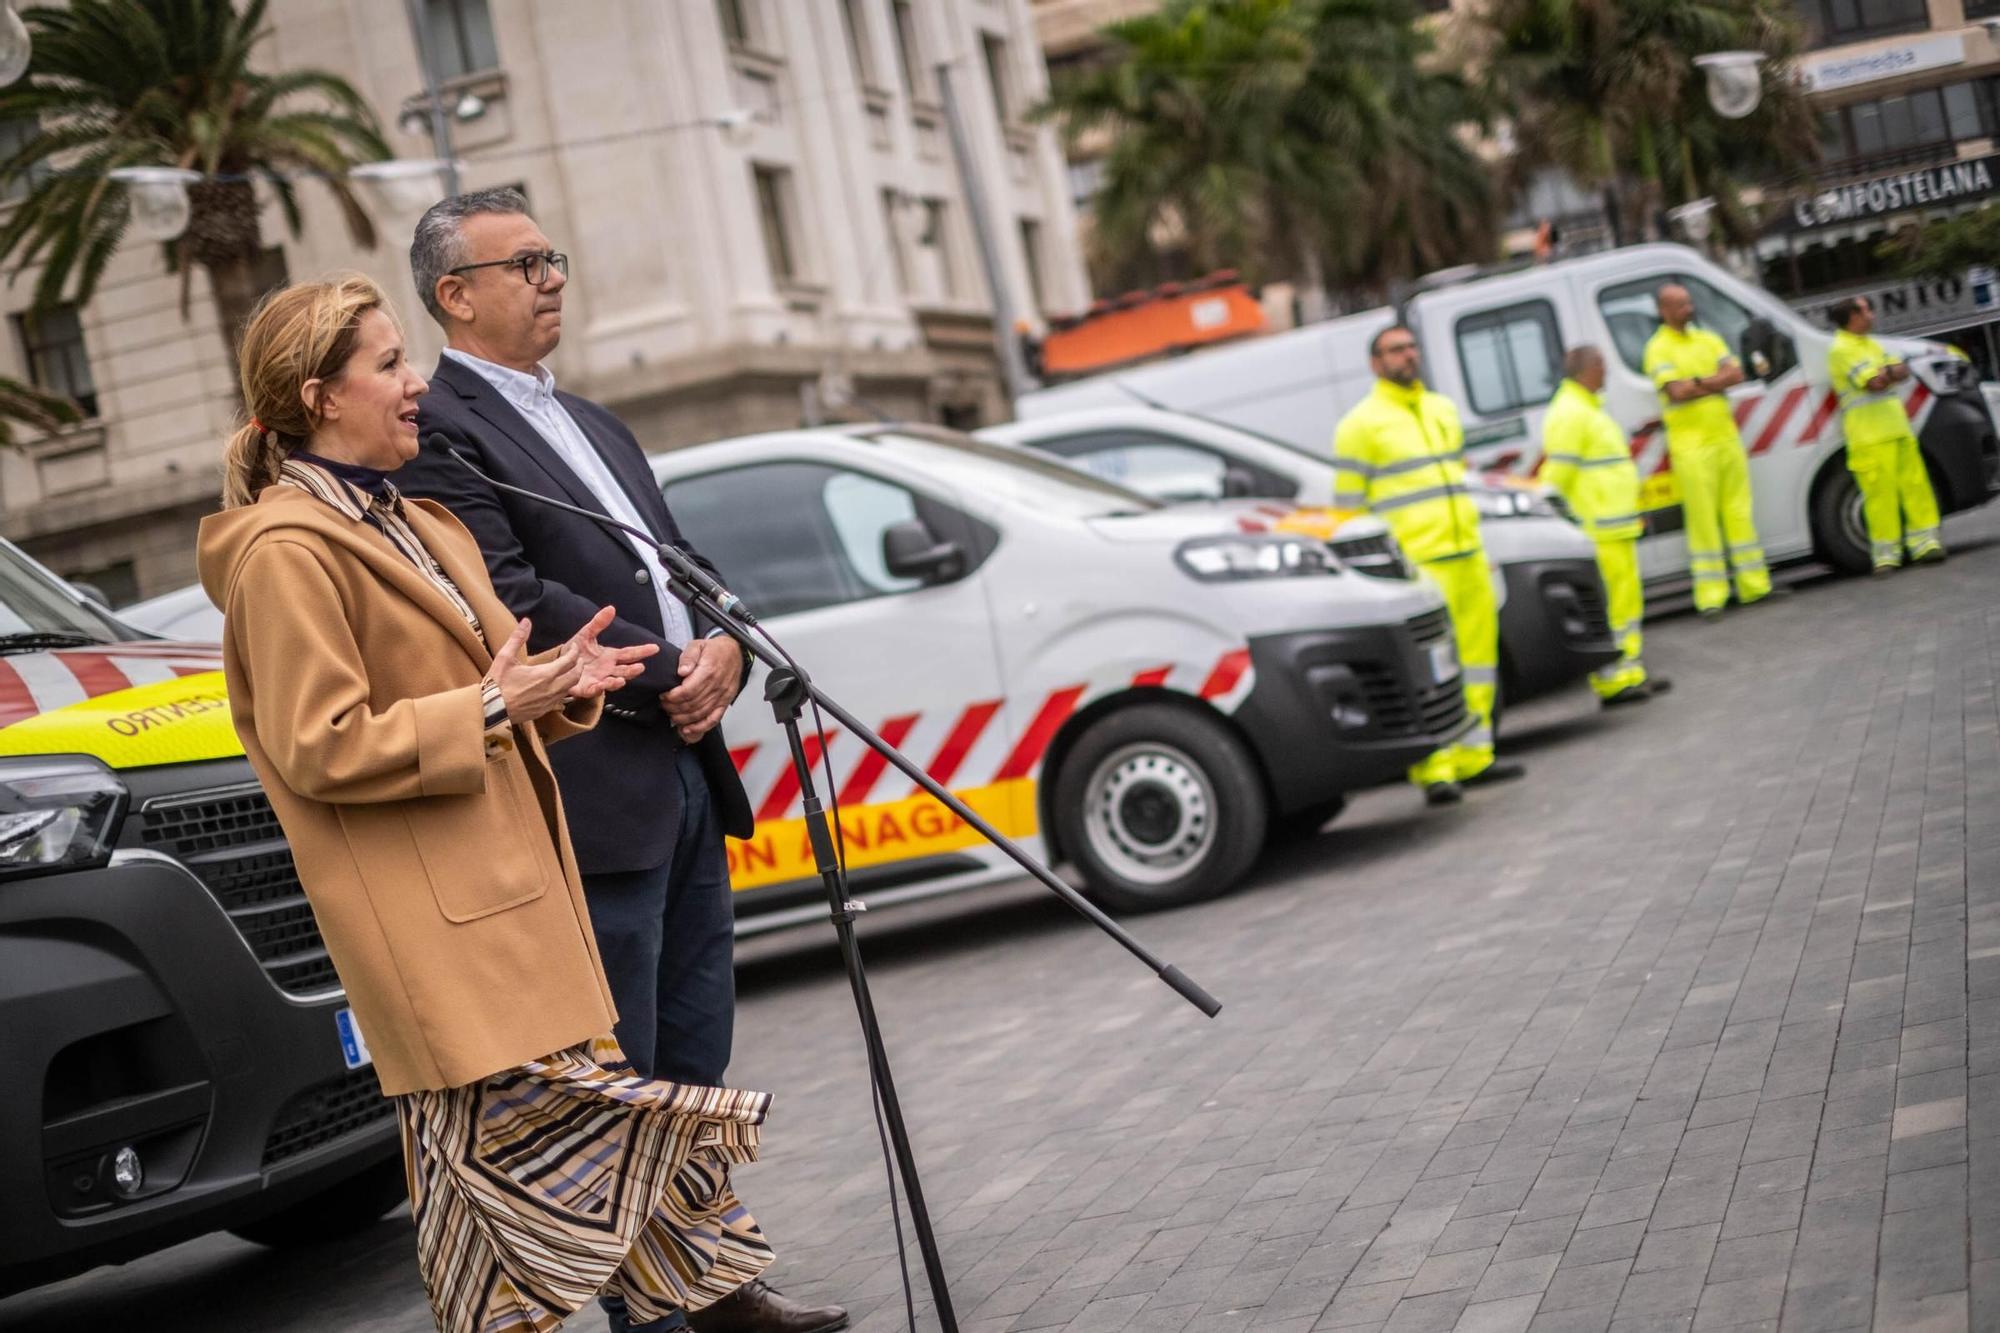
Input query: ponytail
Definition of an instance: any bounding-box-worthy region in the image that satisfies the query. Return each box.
[220,420,288,509]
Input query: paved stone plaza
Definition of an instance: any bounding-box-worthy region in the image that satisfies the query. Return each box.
[4,510,1996,1333]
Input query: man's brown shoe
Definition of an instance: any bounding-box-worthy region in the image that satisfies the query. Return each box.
[688,1281,848,1333]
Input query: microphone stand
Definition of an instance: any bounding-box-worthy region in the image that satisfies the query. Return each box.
[429,442,1222,1332]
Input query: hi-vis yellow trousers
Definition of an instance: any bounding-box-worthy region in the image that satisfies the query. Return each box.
[1672,434,1771,612]
[1589,538,1648,698]
[1410,552,1498,787]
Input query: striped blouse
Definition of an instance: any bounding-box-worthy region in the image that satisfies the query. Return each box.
[276,457,511,741]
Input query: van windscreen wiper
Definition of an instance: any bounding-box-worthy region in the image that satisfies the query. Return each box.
[0,630,109,653]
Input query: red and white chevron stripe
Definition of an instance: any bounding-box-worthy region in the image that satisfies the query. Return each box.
[729,646,1258,823]
[0,643,225,729]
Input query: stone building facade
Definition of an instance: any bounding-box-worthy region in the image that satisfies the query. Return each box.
[0,0,1090,603]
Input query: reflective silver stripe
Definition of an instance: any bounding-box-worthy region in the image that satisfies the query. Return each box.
[1425,547,1482,564]
[1872,542,1900,558]
[1906,527,1940,543]
[1573,455,1632,469]
[1333,459,1374,478]
[1462,666,1497,686]
[1464,726,1494,748]
[1613,618,1641,636]
[1727,542,1764,556]
[1589,511,1644,528]
[1374,484,1465,512]
[1375,450,1462,478]
[1541,451,1584,467]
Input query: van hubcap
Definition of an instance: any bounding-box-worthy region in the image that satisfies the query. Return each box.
[1082,742,1216,886]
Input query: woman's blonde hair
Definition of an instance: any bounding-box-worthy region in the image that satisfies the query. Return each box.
[220,273,396,508]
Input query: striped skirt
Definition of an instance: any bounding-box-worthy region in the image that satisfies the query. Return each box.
[396,1036,774,1332]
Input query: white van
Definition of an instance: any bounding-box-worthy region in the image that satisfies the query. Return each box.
[979,407,1622,710]
[1019,243,2000,578]
[649,424,1471,930]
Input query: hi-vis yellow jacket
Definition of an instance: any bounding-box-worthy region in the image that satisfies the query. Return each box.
[1540,379,1643,542]
[1827,328,1912,448]
[1332,379,1484,564]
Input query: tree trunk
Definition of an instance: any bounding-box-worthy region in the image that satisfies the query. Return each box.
[185,177,273,359]
[204,253,275,361]
[1296,242,1329,324]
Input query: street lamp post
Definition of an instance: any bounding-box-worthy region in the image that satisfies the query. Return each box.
[402,0,461,198]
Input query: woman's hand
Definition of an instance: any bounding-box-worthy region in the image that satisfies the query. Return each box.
[488,618,582,723]
[566,605,659,699]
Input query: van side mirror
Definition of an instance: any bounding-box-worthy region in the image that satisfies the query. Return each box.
[68,581,110,608]
[882,519,965,585]
[1740,317,1794,381]
[1221,464,1260,499]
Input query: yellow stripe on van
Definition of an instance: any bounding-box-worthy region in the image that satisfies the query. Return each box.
[727,777,1040,891]
[0,672,242,769]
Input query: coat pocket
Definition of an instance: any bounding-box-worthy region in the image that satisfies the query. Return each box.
[412,758,554,922]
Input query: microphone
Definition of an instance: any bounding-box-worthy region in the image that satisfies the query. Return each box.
[420,433,753,624]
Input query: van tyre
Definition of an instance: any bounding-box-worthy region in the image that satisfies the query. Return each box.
[228,1158,407,1248]
[1811,467,1872,576]
[1054,704,1267,913]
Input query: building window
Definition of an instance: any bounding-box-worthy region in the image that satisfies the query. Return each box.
[14,305,97,419]
[840,0,875,86]
[882,189,911,295]
[1969,0,2000,18]
[423,0,499,81]
[717,0,754,47]
[918,197,956,300]
[752,165,800,285]
[0,117,44,204]
[1796,0,1928,47]
[980,33,1013,124]
[1818,76,2000,169]
[1019,218,1046,311]
[892,1,926,101]
[1454,301,1560,416]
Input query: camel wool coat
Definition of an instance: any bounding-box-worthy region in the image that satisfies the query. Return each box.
[197,484,619,1095]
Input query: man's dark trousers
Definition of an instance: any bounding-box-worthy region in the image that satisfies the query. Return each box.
[590,749,735,1087]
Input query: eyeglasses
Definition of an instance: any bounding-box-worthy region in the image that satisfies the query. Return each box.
[447,251,569,287]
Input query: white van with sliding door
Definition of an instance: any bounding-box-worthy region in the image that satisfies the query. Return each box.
[1020,244,2000,577]
[648,424,1474,932]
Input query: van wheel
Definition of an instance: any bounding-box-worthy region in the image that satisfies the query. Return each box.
[1054,705,1267,913]
[229,1158,406,1248]
[1811,467,1872,575]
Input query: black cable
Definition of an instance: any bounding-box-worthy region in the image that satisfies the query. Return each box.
[755,624,921,1333]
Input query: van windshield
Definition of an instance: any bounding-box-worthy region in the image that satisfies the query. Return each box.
[0,543,125,647]
[853,425,1163,518]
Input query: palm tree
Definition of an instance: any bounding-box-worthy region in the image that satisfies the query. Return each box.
[0,375,80,447]
[1883,204,2000,283]
[0,0,389,357]
[1041,0,1496,303]
[1475,0,1818,244]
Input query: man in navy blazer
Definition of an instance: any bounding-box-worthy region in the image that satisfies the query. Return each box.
[395,189,846,1333]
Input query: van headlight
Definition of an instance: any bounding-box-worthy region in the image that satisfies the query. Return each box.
[1176,534,1336,580]
[1908,353,1978,397]
[1471,486,1562,520]
[0,757,128,880]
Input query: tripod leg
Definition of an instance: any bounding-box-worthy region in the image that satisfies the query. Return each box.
[783,718,959,1332]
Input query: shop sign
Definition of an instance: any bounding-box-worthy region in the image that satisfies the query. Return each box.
[1798,33,1966,94]
[1793,267,2000,336]
[1780,155,1999,233]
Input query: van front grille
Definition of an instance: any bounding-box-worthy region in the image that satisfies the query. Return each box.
[140,786,339,996]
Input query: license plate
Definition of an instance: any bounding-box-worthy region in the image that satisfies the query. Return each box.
[1427,639,1459,685]
[334,1007,373,1070]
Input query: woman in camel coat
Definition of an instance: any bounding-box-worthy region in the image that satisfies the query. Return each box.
[197,275,772,1331]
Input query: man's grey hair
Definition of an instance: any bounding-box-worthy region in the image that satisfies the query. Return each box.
[409,187,530,325]
[1562,345,1604,378]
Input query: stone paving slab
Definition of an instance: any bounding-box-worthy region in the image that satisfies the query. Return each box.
[2,509,1996,1333]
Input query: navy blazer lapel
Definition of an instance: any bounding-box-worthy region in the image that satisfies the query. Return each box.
[433,355,619,527]
[559,391,671,539]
